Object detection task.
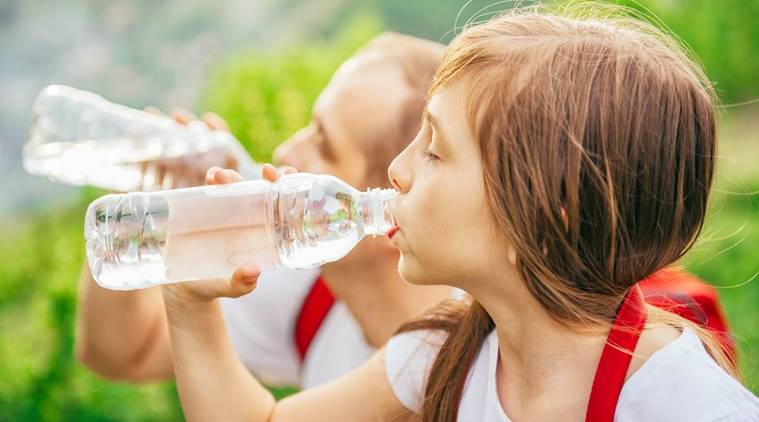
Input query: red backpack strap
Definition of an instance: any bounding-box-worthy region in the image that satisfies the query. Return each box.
[638,267,736,360]
[586,286,648,422]
[294,277,336,362]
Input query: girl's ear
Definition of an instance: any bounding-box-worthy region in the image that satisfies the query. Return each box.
[507,245,518,267]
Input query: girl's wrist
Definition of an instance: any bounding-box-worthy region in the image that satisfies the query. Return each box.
[161,284,219,330]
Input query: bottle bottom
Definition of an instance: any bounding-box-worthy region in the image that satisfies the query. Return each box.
[25,139,154,191]
[94,262,168,290]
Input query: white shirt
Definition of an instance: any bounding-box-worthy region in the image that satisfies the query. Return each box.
[386,328,759,421]
[220,269,374,388]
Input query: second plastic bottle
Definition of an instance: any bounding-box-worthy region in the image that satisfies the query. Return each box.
[24,84,262,191]
[85,173,396,290]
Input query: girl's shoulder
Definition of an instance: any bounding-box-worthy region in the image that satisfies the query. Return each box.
[385,328,759,421]
[384,329,450,413]
[617,328,759,421]
[385,328,504,420]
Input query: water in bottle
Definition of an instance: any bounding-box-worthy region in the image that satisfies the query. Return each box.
[84,173,396,290]
[24,84,261,191]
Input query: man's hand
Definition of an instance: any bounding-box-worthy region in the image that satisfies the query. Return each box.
[137,108,241,191]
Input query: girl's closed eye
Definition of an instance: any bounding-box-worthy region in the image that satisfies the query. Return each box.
[423,147,440,161]
[423,124,441,161]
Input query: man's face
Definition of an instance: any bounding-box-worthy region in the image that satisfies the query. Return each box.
[273,55,409,189]
[272,54,412,279]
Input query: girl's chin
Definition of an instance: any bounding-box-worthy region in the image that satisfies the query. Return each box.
[397,256,418,284]
[397,256,437,286]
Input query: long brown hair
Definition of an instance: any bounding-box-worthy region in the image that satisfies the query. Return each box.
[398,4,735,421]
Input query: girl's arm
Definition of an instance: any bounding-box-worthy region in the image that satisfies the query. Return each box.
[161,270,410,422]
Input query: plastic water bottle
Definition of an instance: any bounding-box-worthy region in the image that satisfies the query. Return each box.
[23,84,261,191]
[84,172,397,290]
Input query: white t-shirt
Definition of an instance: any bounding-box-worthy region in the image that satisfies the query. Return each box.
[386,328,759,421]
[220,269,375,388]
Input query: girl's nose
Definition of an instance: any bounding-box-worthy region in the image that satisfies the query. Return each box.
[388,146,412,194]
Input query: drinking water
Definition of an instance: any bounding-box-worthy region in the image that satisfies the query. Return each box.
[24,85,261,191]
[85,173,396,290]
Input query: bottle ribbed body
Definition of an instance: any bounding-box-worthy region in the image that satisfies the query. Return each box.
[24,84,260,190]
[85,173,396,290]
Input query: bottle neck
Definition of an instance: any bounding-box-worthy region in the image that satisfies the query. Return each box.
[358,188,397,236]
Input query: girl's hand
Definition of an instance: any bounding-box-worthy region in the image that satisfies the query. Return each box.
[204,163,298,185]
[160,164,298,306]
[160,264,262,307]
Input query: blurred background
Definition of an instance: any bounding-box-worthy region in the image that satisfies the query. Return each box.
[0,0,757,420]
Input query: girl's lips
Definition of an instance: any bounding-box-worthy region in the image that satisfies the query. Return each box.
[387,225,400,239]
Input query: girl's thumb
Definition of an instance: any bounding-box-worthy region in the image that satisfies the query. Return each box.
[223,265,261,298]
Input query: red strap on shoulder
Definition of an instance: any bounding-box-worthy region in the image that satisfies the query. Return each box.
[638,267,735,360]
[294,277,335,362]
[586,286,648,422]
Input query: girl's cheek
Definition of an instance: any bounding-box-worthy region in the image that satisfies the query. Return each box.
[415,183,441,235]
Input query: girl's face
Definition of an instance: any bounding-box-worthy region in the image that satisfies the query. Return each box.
[388,79,508,287]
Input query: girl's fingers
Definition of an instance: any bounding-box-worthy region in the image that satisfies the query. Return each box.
[206,167,223,185]
[262,164,298,181]
[206,167,243,185]
[262,164,279,181]
[225,265,261,298]
[203,265,260,299]
[165,265,260,302]
[214,169,243,185]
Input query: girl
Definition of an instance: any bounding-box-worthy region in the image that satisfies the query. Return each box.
[160,5,759,421]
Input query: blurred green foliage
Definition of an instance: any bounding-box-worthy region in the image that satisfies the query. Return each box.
[202,13,382,162]
[0,3,757,421]
[615,0,759,102]
[340,0,759,103]
[0,188,184,421]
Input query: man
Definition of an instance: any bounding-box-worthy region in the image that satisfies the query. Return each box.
[76,32,453,387]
